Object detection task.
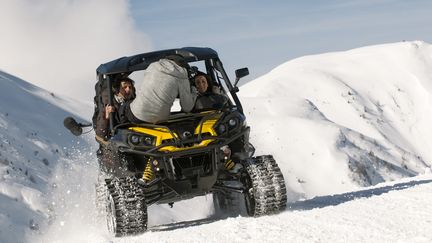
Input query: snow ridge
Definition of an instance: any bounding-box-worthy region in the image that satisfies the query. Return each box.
[240,40,432,198]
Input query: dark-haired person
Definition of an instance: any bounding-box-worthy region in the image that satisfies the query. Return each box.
[95,77,136,175]
[192,71,227,111]
[95,77,135,140]
[194,71,211,94]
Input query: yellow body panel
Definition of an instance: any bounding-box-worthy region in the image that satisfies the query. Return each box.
[128,112,221,152]
[159,139,215,152]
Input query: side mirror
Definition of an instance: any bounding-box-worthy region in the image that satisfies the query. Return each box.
[234,67,249,88]
[63,117,92,136]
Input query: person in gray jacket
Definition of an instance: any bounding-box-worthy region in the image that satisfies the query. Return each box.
[127,57,197,123]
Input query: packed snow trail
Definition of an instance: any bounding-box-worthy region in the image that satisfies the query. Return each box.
[36,166,432,243]
[114,174,432,243]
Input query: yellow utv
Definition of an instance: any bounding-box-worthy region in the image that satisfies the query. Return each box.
[66,47,287,236]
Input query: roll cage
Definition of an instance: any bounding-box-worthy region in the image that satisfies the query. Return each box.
[95,47,248,134]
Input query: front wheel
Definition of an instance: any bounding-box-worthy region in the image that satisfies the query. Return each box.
[105,177,147,237]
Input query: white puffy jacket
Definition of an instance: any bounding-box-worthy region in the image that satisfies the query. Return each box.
[130,59,197,123]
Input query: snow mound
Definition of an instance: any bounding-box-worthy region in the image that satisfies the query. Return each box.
[240,41,432,199]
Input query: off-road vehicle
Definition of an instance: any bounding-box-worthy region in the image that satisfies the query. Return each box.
[65,47,287,236]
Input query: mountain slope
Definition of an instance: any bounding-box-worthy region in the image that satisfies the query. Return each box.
[239,40,432,199]
[0,71,93,243]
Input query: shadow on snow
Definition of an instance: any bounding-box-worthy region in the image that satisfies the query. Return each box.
[142,179,432,232]
[148,215,227,232]
[287,178,432,211]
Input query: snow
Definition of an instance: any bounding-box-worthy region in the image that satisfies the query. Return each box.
[1,41,432,242]
[112,175,432,243]
[240,40,432,198]
[0,71,94,243]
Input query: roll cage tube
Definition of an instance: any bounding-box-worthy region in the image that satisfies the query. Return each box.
[107,75,115,134]
[213,58,244,114]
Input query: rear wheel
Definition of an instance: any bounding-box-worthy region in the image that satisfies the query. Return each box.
[242,155,287,216]
[105,177,147,236]
[260,155,287,211]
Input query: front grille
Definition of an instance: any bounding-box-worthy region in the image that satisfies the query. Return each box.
[171,153,213,179]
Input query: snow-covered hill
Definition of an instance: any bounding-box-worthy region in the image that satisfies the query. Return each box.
[240,40,432,199]
[0,71,94,243]
[1,41,432,242]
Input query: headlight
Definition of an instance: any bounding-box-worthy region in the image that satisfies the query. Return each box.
[228,118,237,128]
[129,134,155,146]
[130,135,140,145]
[142,136,154,146]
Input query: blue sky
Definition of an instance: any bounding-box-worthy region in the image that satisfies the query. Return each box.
[130,0,432,83]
